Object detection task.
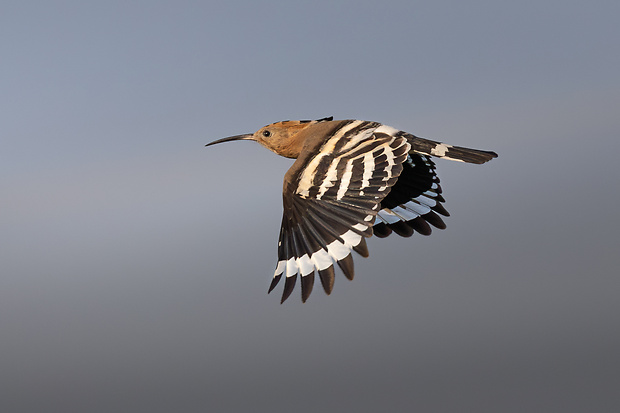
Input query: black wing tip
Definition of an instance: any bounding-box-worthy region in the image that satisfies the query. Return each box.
[337,254,355,281]
[432,202,450,217]
[268,274,282,293]
[372,222,392,238]
[300,273,315,303]
[372,209,449,238]
[352,237,370,258]
[318,266,335,295]
[424,210,446,229]
[271,258,358,302]
[274,273,319,303]
[409,216,433,236]
[280,275,297,304]
[389,221,414,238]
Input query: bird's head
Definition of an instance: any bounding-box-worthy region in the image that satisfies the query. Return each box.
[206,117,333,159]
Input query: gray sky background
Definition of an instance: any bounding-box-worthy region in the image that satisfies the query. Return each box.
[2,1,619,412]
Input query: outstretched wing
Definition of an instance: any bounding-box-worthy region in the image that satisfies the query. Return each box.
[372,134,497,237]
[269,120,411,303]
[373,153,449,238]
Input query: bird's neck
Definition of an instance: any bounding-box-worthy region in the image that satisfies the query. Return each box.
[271,134,307,159]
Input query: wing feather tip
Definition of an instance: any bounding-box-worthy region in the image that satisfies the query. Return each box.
[280,275,297,304]
[318,266,335,295]
[300,272,315,303]
[337,254,355,281]
[352,237,369,258]
[268,274,282,293]
[424,211,447,229]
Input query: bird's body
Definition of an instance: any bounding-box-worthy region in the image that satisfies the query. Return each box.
[206,117,497,303]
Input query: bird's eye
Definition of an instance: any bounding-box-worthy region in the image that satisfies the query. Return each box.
[262,130,271,138]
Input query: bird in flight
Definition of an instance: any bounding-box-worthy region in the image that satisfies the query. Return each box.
[206,117,497,303]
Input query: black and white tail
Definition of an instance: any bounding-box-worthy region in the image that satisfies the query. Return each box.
[407,135,498,164]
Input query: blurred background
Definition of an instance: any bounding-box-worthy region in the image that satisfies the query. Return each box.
[2,1,619,412]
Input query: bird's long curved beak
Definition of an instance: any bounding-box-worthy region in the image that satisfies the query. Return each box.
[205,134,254,147]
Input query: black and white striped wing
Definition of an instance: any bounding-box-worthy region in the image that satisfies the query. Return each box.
[373,153,450,238]
[371,134,497,237]
[269,121,411,303]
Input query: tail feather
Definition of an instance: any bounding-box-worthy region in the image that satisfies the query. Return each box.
[407,135,498,164]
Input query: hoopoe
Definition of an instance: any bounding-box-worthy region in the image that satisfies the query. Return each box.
[206,117,497,303]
